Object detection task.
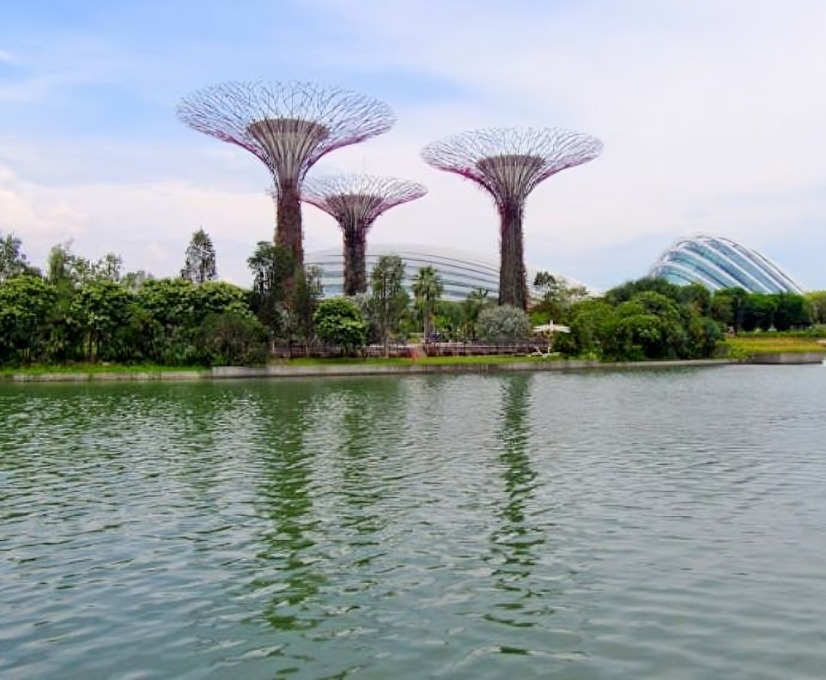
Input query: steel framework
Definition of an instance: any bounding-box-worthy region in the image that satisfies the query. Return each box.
[302,174,427,295]
[177,81,395,267]
[421,127,602,309]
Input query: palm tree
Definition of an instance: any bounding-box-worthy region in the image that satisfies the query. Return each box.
[412,266,443,340]
[461,287,490,339]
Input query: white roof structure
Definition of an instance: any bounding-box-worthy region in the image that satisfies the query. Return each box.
[306,243,593,301]
[650,234,805,293]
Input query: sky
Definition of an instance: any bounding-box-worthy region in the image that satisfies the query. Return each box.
[1,0,825,291]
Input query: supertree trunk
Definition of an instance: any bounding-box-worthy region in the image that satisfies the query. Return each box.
[176,81,396,302]
[342,219,368,296]
[499,202,528,309]
[421,127,602,311]
[276,180,304,267]
[301,175,427,298]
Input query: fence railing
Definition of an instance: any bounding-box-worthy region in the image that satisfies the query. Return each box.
[271,341,539,359]
[422,341,538,357]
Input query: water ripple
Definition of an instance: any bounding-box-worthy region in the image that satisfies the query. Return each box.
[2,367,826,678]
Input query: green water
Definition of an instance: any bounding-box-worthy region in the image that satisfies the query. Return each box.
[2,366,825,678]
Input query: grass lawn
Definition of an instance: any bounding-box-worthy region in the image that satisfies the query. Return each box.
[0,363,205,377]
[3,355,558,378]
[722,334,826,356]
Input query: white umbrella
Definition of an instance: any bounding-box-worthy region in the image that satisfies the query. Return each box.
[533,322,570,334]
[531,321,570,357]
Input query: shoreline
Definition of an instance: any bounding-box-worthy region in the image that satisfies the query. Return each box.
[3,352,823,384]
[4,358,735,383]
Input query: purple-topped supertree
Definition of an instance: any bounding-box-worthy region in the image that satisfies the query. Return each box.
[301,175,427,295]
[176,81,395,268]
[422,127,602,310]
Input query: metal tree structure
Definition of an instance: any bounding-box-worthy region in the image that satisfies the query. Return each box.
[421,127,602,309]
[302,174,427,295]
[176,81,395,268]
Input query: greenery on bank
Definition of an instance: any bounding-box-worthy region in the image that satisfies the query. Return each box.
[721,333,826,358]
[2,230,824,369]
[0,363,206,377]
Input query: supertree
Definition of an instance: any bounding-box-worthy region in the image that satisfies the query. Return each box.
[301,174,427,295]
[421,127,602,310]
[176,81,395,268]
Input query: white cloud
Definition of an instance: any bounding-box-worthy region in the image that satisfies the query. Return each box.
[2,0,826,289]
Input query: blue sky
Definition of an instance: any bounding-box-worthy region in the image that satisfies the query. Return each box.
[2,0,825,290]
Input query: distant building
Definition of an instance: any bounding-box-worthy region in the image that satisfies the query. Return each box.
[650,234,805,294]
[306,244,591,301]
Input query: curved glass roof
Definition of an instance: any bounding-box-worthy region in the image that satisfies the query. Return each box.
[650,234,805,294]
[307,244,592,301]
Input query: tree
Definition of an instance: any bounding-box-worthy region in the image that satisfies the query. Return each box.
[0,233,33,282]
[95,253,124,283]
[532,271,589,323]
[0,274,56,364]
[122,269,153,291]
[45,242,122,287]
[200,312,267,366]
[290,265,324,342]
[247,242,294,338]
[46,242,74,286]
[367,255,408,355]
[71,280,134,361]
[459,287,492,340]
[806,291,826,325]
[741,293,778,332]
[135,278,200,364]
[564,283,722,361]
[313,298,368,354]
[710,287,749,333]
[433,300,464,340]
[773,292,812,331]
[477,305,532,343]
[568,298,616,357]
[412,265,443,339]
[604,277,684,306]
[613,293,687,360]
[181,228,217,284]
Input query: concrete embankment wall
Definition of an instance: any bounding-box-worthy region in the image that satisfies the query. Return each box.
[747,352,826,365]
[210,359,734,379]
[6,359,735,383]
[10,355,826,383]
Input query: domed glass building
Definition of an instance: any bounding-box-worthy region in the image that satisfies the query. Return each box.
[650,234,805,294]
[306,244,591,301]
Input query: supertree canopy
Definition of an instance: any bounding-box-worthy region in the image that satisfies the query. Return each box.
[302,174,427,295]
[421,127,602,309]
[176,81,395,268]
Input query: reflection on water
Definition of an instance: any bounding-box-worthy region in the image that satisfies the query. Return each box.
[2,367,826,679]
[487,375,547,638]
[253,384,324,633]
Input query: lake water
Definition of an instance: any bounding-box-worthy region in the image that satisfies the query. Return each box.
[1,365,825,679]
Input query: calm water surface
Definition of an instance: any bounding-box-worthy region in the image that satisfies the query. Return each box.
[1,366,825,679]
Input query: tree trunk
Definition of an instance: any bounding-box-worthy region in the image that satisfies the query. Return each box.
[275,180,304,267]
[342,221,368,296]
[275,180,303,305]
[498,202,528,310]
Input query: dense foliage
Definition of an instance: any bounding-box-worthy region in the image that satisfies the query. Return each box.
[477,305,532,342]
[555,279,813,361]
[313,298,368,353]
[0,232,818,367]
[366,255,409,354]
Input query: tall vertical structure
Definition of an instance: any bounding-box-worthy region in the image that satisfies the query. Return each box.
[176,81,395,268]
[422,127,602,309]
[301,175,427,295]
